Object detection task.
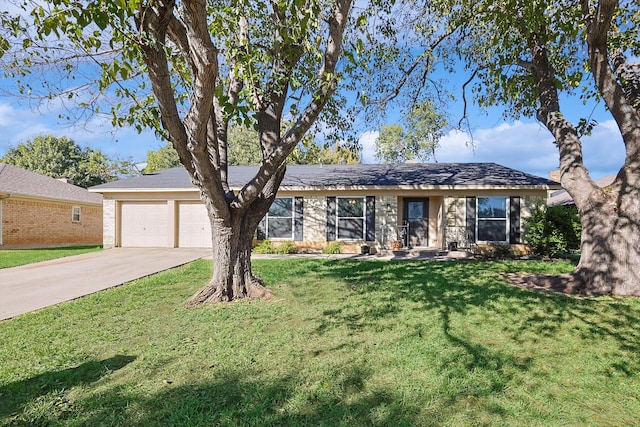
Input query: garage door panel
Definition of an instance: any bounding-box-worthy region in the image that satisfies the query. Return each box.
[178,202,212,248]
[121,202,168,247]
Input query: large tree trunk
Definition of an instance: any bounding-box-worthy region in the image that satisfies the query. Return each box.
[134,0,353,305]
[521,1,640,296]
[572,175,640,295]
[186,212,273,306]
[186,168,284,306]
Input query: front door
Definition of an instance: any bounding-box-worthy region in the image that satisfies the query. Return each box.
[403,198,429,248]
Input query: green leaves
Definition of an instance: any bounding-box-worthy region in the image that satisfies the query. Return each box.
[374,100,447,164]
[0,135,136,187]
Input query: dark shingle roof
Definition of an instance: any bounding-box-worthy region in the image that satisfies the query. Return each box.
[91,163,559,192]
[0,163,103,204]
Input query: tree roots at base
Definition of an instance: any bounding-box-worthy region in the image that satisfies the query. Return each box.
[185,276,274,307]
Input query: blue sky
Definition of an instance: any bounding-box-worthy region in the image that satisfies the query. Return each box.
[0,90,624,180]
[0,0,627,181]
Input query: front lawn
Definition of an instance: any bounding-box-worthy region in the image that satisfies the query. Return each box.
[0,246,102,269]
[1,259,639,426]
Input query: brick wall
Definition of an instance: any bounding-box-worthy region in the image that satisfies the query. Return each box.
[1,197,102,247]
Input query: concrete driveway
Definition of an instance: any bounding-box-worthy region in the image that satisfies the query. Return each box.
[0,248,211,321]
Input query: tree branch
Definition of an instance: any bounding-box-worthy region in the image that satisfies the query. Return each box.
[136,0,228,217]
[525,20,595,206]
[371,28,455,108]
[233,0,353,209]
[582,0,640,175]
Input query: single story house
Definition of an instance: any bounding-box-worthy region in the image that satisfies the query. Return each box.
[90,163,559,253]
[0,163,103,248]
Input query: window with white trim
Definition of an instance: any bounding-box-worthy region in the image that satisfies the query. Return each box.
[337,197,365,239]
[477,197,507,242]
[267,197,293,239]
[72,206,81,223]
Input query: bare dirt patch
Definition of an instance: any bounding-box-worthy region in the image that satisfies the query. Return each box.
[503,273,586,296]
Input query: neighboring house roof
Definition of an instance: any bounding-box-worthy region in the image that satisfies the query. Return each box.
[0,163,103,205]
[90,163,560,192]
[547,174,616,207]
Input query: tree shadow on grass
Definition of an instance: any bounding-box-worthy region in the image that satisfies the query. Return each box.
[310,259,640,377]
[0,355,136,420]
[4,364,420,426]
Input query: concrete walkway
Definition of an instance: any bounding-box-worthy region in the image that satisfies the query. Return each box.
[0,248,210,321]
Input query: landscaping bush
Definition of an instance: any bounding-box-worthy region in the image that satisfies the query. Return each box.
[252,240,297,254]
[524,203,581,258]
[274,241,297,254]
[252,240,275,254]
[322,241,342,254]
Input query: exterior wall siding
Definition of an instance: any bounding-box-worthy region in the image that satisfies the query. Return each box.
[101,188,551,253]
[443,193,546,250]
[302,195,326,243]
[375,195,397,248]
[444,196,468,249]
[1,197,102,247]
[103,199,117,248]
[428,196,444,248]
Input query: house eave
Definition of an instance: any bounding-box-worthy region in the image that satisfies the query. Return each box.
[91,183,559,194]
[90,188,200,194]
[0,192,102,206]
[278,184,560,192]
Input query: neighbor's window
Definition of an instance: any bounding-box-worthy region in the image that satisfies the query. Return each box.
[267,197,293,239]
[337,197,365,239]
[72,206,81,222]
[477,197,507,241]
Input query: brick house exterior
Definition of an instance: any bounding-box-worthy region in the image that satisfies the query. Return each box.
[0,163,103,248]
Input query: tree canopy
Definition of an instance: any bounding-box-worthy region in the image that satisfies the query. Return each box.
[375,100,447,163]
[452,0,640,294]
[1,134,136,187]
[144,125,360,173]
[144,141,181,174]
[0,0,358,302]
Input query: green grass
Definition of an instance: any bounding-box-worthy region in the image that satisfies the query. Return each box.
[0,246,102,269]
[1,258,639,426]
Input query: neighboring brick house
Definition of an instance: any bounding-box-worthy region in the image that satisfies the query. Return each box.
[0,163,103,248]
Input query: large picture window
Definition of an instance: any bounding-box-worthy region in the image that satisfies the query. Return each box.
[337,197,365,239]
[267,197,293,239]
[477,197,507,242]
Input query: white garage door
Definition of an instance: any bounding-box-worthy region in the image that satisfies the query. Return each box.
[120,202,169,247]
[178,202,212,248]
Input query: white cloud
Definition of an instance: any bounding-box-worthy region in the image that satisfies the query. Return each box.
[437,120,560,177]
[3,97,625,178]
[579,120,625,178]
[358,119,625,179]
[358,130,378,163]
[0,101,159,162]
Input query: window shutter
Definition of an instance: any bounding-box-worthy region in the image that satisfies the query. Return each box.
[294,197,304,242]
[257,216,267,241]
[326,196,336,241]
[466,197,476,243]
[366,196,376,241]
[509,196,521,244]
